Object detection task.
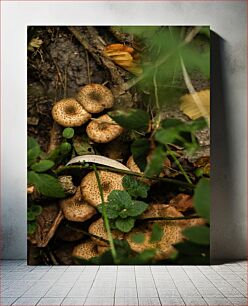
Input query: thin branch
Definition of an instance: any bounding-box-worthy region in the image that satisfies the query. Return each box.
[55,164,195,189]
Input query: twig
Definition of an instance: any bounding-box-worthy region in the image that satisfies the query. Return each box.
[85,49,91,84]
[55,164,195,189]
[165,144,193,185]
[140,215,200,222]
[93,164,117,262]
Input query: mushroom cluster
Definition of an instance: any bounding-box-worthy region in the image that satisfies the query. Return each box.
[51,83,123,144]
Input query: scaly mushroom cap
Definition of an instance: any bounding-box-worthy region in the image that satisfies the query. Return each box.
[88,218,124,247]
[80,170,124,207]
[60,187,96,222]
[128,205,186,260]
[76,84,114,113]
[126,155,141,173]
[52,98,91,127]
[86,114,123,143]
[72,240,98,261]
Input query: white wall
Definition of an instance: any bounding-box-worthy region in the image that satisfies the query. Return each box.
[1,1,247,260]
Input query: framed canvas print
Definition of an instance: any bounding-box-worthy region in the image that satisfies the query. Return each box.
[27,26,210,265]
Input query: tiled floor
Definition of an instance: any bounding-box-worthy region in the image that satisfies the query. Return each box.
[0,260,247,306]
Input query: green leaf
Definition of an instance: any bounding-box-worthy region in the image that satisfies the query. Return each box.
[27,136,39,150]
[31,160,55,172]
[115,218,135,232]
[150,223,164,242]
[28,222,37,235]
[27,211,36,221]
[27,171,65,198]
[127,201,148,217]
[62,127,74,139]
[173,240,209,256]
[199,26,210,38]
[132,249,156,264]
[183,225,210,245]
[59,142,72,154]
[30,205,43,216]
[131,232,145,244]
[109,109,149,132]
[108,190,133,211]
[144,146,167,177]
[131,138,150,171]
[27,145,41,167]
[193,178,210,222]
[122,175,149,199]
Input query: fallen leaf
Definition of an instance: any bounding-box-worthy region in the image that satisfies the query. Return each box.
[180,89,210,120]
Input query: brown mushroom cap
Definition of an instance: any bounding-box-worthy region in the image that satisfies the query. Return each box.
[76,84,114,114]
[52,98,91,127]
[127,205,187,260]
[72,240,98,261]
[126,155,141,173]
[80,170,124,207]
[60,187,96,222]
[86,114,123,143]
[88,218,124,247]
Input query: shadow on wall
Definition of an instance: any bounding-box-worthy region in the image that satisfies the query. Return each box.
[211,31,246,263]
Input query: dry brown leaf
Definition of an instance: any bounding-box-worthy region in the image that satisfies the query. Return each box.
[180,89,210,120]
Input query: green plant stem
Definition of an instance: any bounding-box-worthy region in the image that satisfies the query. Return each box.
[92,164,117,262]
[55,164,195,189]
[152,67,161,132]
[165,144,193,185]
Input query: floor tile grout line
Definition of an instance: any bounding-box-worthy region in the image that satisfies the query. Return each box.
[113,265,118,305]
[165,267,186,305]
[149,266,162,306]
[83,265,100,305]
[212,267,247,297]
[195,266,229,298]
[182,266,206,299]
[133,265,139,304]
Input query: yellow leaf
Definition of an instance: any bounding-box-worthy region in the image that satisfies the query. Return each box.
[180,89,210,120]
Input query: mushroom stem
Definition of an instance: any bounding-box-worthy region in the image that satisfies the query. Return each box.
[92,164,117,262]
[55,164,195,189]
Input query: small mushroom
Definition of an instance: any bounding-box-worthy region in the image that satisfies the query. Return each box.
[72,240,98,261]
[88,218,124,247]
[76,84,114,113]
[52,98,91,127]
[80,170,124,207]
[60,187,96,222]
[86,114,123,143]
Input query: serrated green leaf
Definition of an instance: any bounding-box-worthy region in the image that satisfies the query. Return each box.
[108,190,132,211]
[193,178,210,222]
[98,204,120,219]
[62,127,74,139]
[144,146,167,177]
[183,225,210,245]
[31,160,54,172]
[109,109,149,132]
[127,200,148,217]
[122,175,149,199]
[150,223,164,242]
[27,171,65,198]
[131,232,145,244]
[115,218,135,232]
